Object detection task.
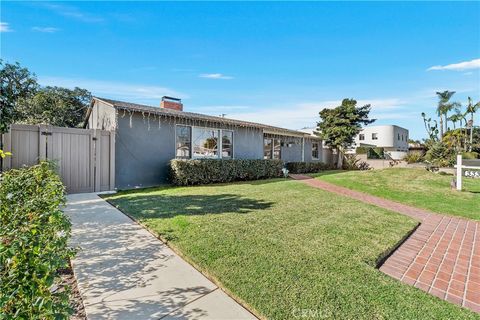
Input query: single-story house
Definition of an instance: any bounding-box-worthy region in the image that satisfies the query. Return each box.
[84,96,332,189]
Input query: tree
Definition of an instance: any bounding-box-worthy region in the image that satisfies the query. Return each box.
[0,60,38,133]
[421,112,439,141]
[316,98,375,167]
[435,90,460,137]
[466,97,480,151]
[16,86,92,127]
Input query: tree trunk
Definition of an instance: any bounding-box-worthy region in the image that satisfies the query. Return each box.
[470,113,474,152]
[337,148,343,169]
[439,116,444,138]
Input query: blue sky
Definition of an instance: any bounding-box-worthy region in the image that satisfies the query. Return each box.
[1,1,479,139]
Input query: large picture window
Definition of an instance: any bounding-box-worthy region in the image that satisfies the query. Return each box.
[192,128,219,158]
[222,131,233,158]
[176,125,191,158]
[312,142,319,159]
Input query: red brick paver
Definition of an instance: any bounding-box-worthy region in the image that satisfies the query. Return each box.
[290,174,480,313]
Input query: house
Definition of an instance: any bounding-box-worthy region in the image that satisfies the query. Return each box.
[84,96,329,189]
[349,125,409,159]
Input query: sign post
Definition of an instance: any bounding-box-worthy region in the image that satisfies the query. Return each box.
[456,154,462,191]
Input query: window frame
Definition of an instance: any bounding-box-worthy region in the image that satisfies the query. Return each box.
[176,125,234,160]
[312,142,319,160]
[372,133,378,140]
[359,134,365,141]
[175,124,192,159]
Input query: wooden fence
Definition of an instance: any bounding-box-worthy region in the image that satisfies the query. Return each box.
[1,124,115,194]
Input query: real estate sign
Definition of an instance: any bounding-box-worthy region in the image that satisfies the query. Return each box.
[455,156,480,191]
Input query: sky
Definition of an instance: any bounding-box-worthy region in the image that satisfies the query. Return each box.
[1,1,479,140]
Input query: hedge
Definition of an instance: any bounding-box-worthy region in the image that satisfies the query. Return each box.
[285,161,331,174]
[0,162,75,319]
[170,159,284,185]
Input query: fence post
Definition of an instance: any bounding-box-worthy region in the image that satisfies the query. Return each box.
[456,154,462,191]
[109,131,116,191]
[39,125,48,161]
[94,129,101,192]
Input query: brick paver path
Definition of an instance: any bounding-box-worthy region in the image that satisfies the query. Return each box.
[290,174,480,313]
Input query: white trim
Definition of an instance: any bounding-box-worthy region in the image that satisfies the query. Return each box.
[263,129,307,138]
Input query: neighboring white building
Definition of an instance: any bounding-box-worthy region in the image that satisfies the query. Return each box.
[350,125,409,159]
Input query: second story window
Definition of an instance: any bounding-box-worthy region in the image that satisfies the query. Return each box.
[398,133,401,140]
[372,133,378,140]
[359,134,365,141]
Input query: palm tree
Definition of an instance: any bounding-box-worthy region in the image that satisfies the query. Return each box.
[466,97,480,151]
[435,90,460,137]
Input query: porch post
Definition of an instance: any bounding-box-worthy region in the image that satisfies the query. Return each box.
[301,137,305,162]
[456,154,462,191]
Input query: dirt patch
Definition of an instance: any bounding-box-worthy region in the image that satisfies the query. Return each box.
[58,262,86,320]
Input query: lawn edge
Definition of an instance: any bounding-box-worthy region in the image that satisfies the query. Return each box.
[375,222,421,268]
[102,197,263,320]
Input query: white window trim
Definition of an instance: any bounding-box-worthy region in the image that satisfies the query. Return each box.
[175,124,234,159]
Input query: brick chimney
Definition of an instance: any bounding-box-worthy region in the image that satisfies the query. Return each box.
[160,96,183,111]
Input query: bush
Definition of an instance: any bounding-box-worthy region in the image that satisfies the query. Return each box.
[368,147,384,159]
[342,154,371,170]
[285,161,331,174]
[425,141,456,167]
[170,159,284,185]
[0,162,74,319]
[355,146,368,154]
[403,151,424,164]
[462,152,479,159]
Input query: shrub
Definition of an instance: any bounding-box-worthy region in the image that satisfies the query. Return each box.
[170,159,284,185]
[285,162,331,174]
[462,151,479,159]
[425,141,456,167]
[403,151,424,164]
[368,147,384,159]
[0,162,74,319]
[342,154,371,170]
[355,146,368,154]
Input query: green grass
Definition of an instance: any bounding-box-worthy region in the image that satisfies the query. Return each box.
[311,168,480,220]
[104,179,479,319]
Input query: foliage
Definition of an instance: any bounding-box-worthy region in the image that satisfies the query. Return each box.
[403,151,424,164]
[342,154,371,170]
[105,180,476,319]
[0,61,92,129]
[421,112,439,141]
[0,162,75,319]
[424,141,456,167]
[355,146,368,154]
[462,152,479,160]
[466,97,480,151]
[285,161,331,174]
[435,90,460,137]
[170,159,284,185]
[0,60,39,134]
[367,147,384,159]
[0,149,12,159]
[16,86,92,128]
[316,98,375,165]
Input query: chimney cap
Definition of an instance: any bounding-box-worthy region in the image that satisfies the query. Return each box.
[162,96,181,102]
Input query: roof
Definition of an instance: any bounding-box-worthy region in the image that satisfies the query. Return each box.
[91,97,318,138]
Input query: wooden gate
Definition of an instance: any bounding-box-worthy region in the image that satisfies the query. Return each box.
[1,124,115,194]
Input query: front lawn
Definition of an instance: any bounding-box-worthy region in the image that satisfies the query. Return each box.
[104,179,478,319]
[311,168,480,220]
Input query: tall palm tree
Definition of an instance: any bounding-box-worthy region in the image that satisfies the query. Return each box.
[466,97,480,151]
[436,90,460,137]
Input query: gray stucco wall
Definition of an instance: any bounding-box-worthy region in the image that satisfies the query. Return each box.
[114,114,266,189]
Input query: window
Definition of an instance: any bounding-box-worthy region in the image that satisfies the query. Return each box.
[359,134,365,141]
[192,127,219,158]
[398,133,401,140]
[401,134,404,141]
[264,138,273,159]
[176,125,191,158]
[372,133,378,140]
[273,139,281,159]
[222,130,233,158]
[312,142,319,159]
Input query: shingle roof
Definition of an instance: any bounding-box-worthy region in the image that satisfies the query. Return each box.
[94,97,318,138]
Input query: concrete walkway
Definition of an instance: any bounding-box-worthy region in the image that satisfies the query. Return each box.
[290,174,480,314]
[65,193,256,320]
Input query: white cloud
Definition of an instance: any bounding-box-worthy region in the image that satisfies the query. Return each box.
[41,3,104,23]
[427,58,480,71]
[38,77,187,102]
[226,98,406,130]
[0,22,12,32]
[199,73,234,80]
[32,27,60,33]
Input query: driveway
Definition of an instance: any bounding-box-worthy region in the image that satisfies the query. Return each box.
[65,193,256,320]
